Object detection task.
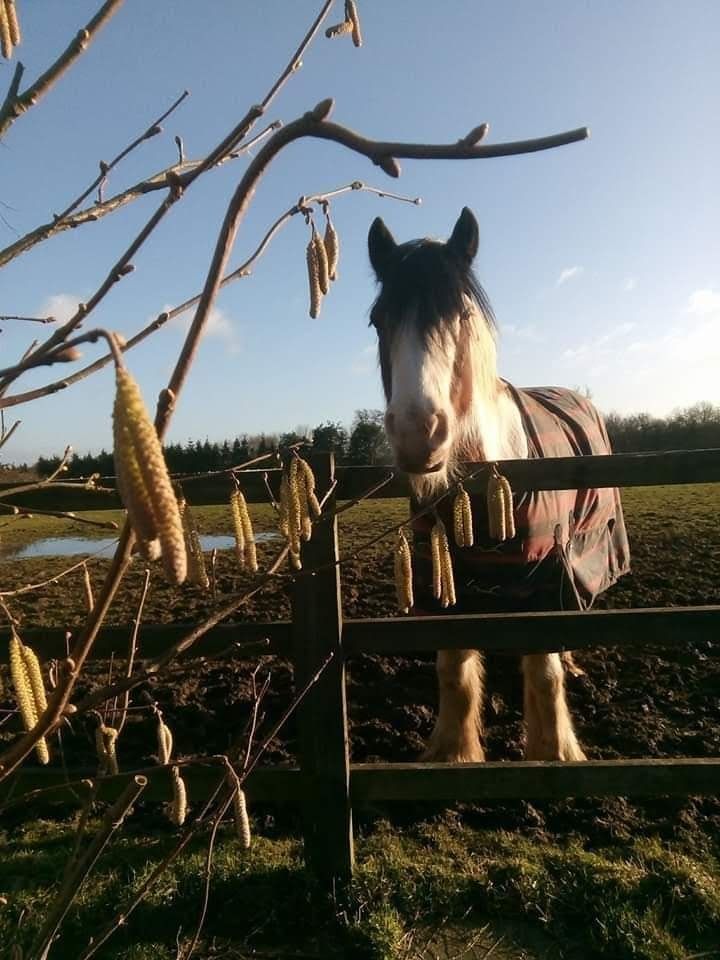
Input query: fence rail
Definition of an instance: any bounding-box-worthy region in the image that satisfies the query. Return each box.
[2,449,719,886]
[3,447,720,510]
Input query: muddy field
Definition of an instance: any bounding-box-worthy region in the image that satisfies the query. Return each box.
[2,485,720,840]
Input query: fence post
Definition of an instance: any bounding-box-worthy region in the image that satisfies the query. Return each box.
[291,451,354,885]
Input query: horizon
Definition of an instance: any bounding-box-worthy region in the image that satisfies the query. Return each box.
[1,1,718,464]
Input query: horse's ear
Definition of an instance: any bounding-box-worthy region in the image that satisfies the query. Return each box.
[446,207,479,266]
[368,217,397,281]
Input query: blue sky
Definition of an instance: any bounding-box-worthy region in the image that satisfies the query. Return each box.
[1,0,718,463]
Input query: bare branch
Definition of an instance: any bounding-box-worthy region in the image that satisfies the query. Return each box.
[0,0,125,140]
[31,774,147,960]
[0,180,417,410]
[0,314,58,323]
[0,502,119,530]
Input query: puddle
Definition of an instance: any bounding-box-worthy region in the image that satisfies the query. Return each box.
[2,532,279,560]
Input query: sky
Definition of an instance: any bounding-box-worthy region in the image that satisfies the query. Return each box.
[1,0,719,464]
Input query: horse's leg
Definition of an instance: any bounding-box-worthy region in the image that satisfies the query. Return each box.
[522,653,586,761]
[422,649,485,762]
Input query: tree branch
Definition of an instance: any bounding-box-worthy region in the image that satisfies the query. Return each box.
[0,0,125,141]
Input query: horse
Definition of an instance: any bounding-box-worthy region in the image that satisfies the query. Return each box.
[367,207,630,764]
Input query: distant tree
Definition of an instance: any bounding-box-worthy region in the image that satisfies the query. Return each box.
[311,421,348,460]
[347,409,392,465]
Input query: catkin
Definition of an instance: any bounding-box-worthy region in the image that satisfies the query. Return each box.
[95,723,119,776]
[238,489,258,572]
[230,489,246,564]
[9,632,49,764]
[453,485,473,548]
[234,786,252,849]
[393,529,414,614]
[486,475,506,541]
[306,236,323,318]
[0,2,12,59]
[325,19,353,39]
[157,715,173,765]
[181,500,209,588]
[114,367,186,584]
[82,562,94,612]
[323,217,340,281]
[486,470,515,542]
[498,475,516,540]
[313,232,330,295]
[170,766,187,826]
[5,0,20,47]
[345,0,362,47]
[286,459,302,568]
[430,519,456,607]
[298,458,322,518]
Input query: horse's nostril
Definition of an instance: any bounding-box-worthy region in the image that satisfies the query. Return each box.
[425,411,449,447]
[424,413,439,439]
[385,412,396,435]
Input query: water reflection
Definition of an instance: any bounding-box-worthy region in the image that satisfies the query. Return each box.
[3,532,279,560]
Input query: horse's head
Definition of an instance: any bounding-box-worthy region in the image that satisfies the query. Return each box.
[368,207,497,482]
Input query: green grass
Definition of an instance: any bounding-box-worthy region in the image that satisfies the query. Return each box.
[2,813,720,959]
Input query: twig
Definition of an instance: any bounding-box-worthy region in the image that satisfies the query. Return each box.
[0,0,125,140]
[114,568,150,735]
[0,122,280,272]
[54,90,190,226]
[31,774,147,960]
[0,502,119,530]
[0,2,337,391]
[78,652,332,960]
[0,417,20,449]
[0,314,58,323]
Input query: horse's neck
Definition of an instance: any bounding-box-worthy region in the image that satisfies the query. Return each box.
[459,379,529,463]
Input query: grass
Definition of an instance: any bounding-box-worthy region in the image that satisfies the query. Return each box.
[2,813,720,959]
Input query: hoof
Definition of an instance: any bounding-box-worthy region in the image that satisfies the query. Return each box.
[524,742,587,762]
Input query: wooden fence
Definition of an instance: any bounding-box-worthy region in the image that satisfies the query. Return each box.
[2,449,720,885]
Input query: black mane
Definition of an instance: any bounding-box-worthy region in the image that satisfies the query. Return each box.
[369,238,496,338]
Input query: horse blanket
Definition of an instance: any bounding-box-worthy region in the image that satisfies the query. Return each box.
[412,385,631,613]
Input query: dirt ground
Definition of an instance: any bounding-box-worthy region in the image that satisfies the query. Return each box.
[2,486,720,842]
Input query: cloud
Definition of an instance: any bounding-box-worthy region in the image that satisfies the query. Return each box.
[167,304,241,354]
[561,322,636,362]
[622,276,637,292]
[37,293,81,323]
[686,288,720,317]
[556,266,583,287]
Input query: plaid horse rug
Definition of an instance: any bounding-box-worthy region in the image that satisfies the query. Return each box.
[412,385,631,613]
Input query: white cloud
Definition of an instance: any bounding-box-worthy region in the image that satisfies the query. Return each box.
[38,293,81,323]
[622,276,637,292]
[686,288,720,317]
[556,266,583,287]
[167,304,241,354]
[561,322,636,362]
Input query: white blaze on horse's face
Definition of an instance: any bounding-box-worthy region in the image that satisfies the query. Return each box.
[384,318,455,474]
[368,208,484,477]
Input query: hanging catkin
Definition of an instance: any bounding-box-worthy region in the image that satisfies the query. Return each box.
[169,766,187,826]
[113,365,186,583]
[345,0,362,47]
[430,518,456,608]
[393,529,414,614]
[9,631,49,764]
[95,721,119,776]
[323,215,340,281]
[0,2,13,59]
[453,485,473,548]
[180,495,209,588]
[5,0,20,47]
[156,713,173,766]
[486,468,515,542]
[306,233,323,318]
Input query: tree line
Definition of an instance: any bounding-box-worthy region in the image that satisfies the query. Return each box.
[31,401,720,478]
